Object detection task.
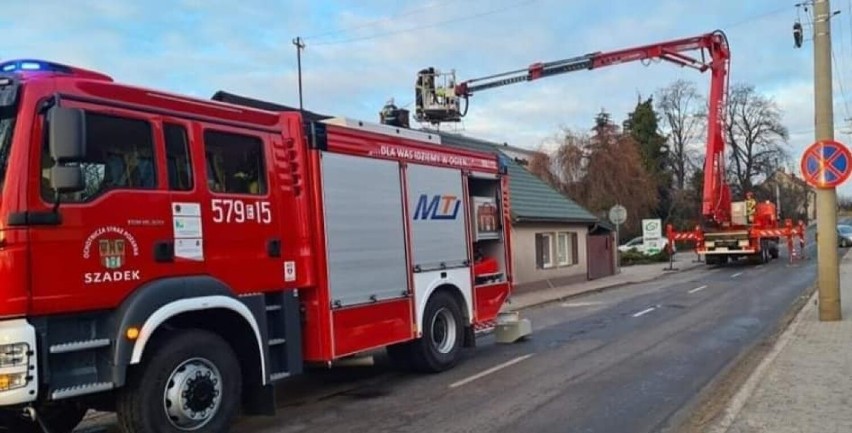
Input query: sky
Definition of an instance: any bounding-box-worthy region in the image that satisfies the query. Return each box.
[2,0,852,197]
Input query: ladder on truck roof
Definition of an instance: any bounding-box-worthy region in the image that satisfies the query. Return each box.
[321,117,442,144]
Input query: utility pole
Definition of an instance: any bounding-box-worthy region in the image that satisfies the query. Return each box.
[292,36,306,112]
[775,183,781,220]
[813,0,842,320]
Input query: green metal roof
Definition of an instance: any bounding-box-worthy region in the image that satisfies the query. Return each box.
[436,132,599,224]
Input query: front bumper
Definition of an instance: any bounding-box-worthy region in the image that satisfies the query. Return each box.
[0,319,38,406]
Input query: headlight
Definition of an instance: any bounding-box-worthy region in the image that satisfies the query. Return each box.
[705,241,715,247]
[0,343,29,368]
[738,240,750,247]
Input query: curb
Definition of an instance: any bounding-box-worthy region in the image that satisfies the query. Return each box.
[706,288,816,433]
[507,261,705,311]
[699,247,851,433]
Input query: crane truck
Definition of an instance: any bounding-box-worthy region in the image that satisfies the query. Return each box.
[412,29,806,265]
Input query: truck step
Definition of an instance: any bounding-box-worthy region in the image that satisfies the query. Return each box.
[51,382,114,400]
[49,338,111,354]
[259,291,304,379]
[269,372,290,381]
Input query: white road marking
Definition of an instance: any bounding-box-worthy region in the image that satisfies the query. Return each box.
[688,285,708,294]
[449,354,534,389]
[632,306,657,318]
[561,301,604,307]
[731,272,744,278]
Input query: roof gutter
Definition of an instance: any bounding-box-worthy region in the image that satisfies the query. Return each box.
[513,215,600,224]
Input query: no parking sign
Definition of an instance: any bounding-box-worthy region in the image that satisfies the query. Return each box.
[800,139,852,188]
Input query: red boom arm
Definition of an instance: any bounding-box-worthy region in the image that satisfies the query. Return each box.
[453,31,732,226]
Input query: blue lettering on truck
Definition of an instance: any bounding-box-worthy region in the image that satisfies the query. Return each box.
[413,194,461,220]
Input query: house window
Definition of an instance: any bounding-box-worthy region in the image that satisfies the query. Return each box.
[537,231,580,269]
[557,232,580,266]
[535,233,554,269]
[557,233,569,265]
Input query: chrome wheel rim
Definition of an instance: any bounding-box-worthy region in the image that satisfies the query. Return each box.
[430,307,457,354]
[163,357,223,431]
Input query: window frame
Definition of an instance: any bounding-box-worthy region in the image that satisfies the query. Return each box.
[536,230,580,269]
[202,127,269,197]
[163,122,194,192]
[39,106,159,205]
[536,232,555,269]
[557,232,570,266]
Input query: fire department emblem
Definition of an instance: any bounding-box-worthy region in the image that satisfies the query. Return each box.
[82,226,142,284]
[99,238,126,269]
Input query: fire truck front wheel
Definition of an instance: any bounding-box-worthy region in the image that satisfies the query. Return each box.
[116,329,242,433]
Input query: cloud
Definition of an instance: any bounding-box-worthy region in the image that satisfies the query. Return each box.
[2,0,851,198]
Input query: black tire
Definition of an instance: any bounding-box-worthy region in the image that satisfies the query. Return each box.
[0,402,87,433]
[407,291,465,373]
[117,329,242,433]
[385,341,415,371]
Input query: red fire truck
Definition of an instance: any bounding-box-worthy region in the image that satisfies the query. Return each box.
[0,59,514,432]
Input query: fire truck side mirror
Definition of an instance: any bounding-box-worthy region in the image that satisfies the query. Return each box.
[48,106,86,163]
[47,106,86,193]
[49,165,84,193]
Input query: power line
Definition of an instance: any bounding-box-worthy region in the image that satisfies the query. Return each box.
[804,5,851,126]
[724,6,793,29]
[832,6,851,122]
[311,0,539,47]
[302,0,463,41]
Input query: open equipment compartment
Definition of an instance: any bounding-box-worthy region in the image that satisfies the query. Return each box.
[468,174,507,286]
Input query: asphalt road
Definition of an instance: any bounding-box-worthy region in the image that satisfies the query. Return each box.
[77,230,837,433]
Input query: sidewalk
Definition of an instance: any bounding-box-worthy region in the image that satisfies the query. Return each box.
[504,257,704,311]
[708,249,852,433]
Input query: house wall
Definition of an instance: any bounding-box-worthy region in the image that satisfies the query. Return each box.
[510,222,589,292]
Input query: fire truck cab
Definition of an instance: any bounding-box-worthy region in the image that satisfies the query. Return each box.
[0,59,514,433]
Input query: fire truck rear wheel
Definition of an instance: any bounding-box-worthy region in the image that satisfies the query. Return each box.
[116,329,241,433]
[412,290,465,373]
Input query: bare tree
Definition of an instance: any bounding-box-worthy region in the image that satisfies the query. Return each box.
[656,79,706,189]
[526,114,656,234]
[551,129,588,195]
[581,111,657,233]
[724,83,790,196]
[527,150,559,190]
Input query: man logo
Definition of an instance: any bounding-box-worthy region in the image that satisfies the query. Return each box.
[99,239,126,270]
[414,194,460,220]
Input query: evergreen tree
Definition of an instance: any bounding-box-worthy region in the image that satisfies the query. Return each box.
[623,96,674,221]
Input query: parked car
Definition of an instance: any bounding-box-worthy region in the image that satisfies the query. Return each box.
[618,236,676,255]
[838,224,852,247]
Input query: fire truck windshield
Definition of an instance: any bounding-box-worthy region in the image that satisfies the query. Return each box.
[0,110,14,190]
[0,77,18,191]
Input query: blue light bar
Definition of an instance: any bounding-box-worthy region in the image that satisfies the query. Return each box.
[0,60,73,74]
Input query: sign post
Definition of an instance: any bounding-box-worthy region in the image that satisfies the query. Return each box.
[642,219,662,255]
[800,138,852,321]
[608,204,627,273]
